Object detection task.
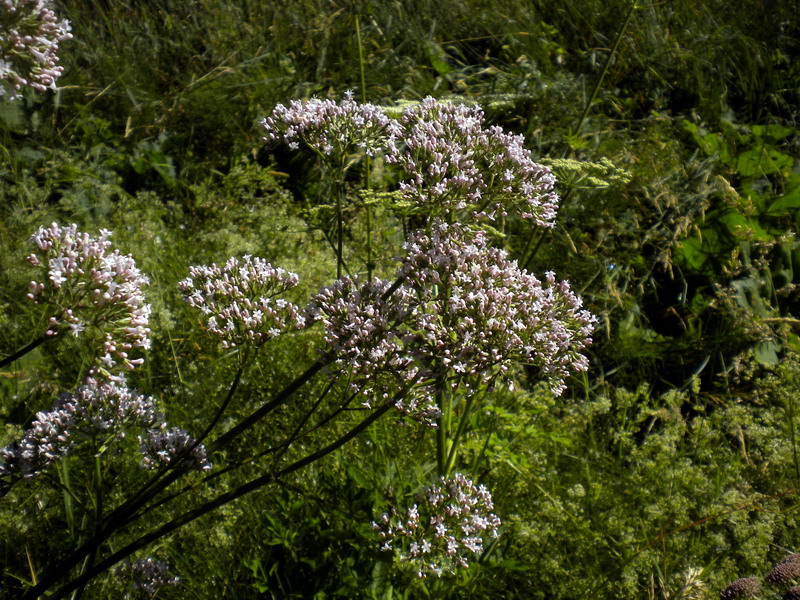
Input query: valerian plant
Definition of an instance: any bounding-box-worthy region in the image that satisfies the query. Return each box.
[0,93,594,597]
[0,0,71,98]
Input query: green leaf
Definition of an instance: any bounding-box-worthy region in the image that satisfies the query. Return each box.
[767,186,800,215]
[677,237,708,272]
[754,340,779,364]
[736,147,793,177]
[425,41,452,76]
[751,124,795,142]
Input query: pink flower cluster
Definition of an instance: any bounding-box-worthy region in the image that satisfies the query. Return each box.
[386,98,559,224]
[261,95,558,224]
[305,221,594,422]
[260,90,398,161]
[305,276,441,418]
[0,0,72,98]
[138,427,211,472]
[0,382,162,485]
[401,221,595,397]
[373,473,501,578]
[178,255,305,349]
[26,223,151,378]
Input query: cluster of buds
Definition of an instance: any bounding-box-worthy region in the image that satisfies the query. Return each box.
[386,97,559,224]
[178,255,305,349]
[0,381,162,485]
[720,576,760,599]
[116,557,179,599]
[260,90,398,163]
[138,427,211,472]
[373,473,500,578]
[0,0,72,97]
[27,223,151,377]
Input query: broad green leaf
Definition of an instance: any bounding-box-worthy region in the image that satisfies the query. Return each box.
[425,41,452,76]
[751,124,795,142]
[677,237,709,272]
[767,186,800,215]
[736,147,793,177]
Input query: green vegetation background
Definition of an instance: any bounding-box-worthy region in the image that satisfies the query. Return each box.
[1,0,800,598]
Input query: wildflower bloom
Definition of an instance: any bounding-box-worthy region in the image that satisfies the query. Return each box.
[400,221,595,397]
[305,276,442,421]
[0,382,162,485]
[304,223,594,422]
[178,255,305,349]
[138,427,211,472]
[306,275,413,388]
[260,90,399,162]
[386,97,559,224]
[0,0,71,97]
[116,557,179,598]
[373,473,500,577]
[26,223,151,377]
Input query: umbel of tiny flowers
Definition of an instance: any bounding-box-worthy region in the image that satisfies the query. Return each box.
[26,223,152,379]
[386,97,559,224]
[260,90,399,166]
[304,221,595,424]
[115,557,179,600]
[178,255,305,350]
[0,0,72,98]
[304,275,442,423]
[399,220,595,398]
[373,473,501,578]
[0,381,163,489]
[138,427,212,472]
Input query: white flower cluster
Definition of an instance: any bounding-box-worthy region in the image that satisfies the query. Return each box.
[305,276,439,417]
[0,382,162,485]
[304,221,595,423]
[138,427,211,472]
[26,223,151,378]
[261,95,558,224]
[116,557,179,599]
[260,90,398,161]
[401,221,596,397]
[178,255,305,349]
[0,0,71,98]
[386,98,559,224]
[373,473,501,578]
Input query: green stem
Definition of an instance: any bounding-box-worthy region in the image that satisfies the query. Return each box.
[436,387,448,476]
[355,15,367,103]
[443,395,476,477]
[355,14,374,281]
[0,334,48,369]
[39,404,394,600]
[102,360,246,532]
[572,1,637,143]
[72,455,103,600]
[335,176,345,279]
